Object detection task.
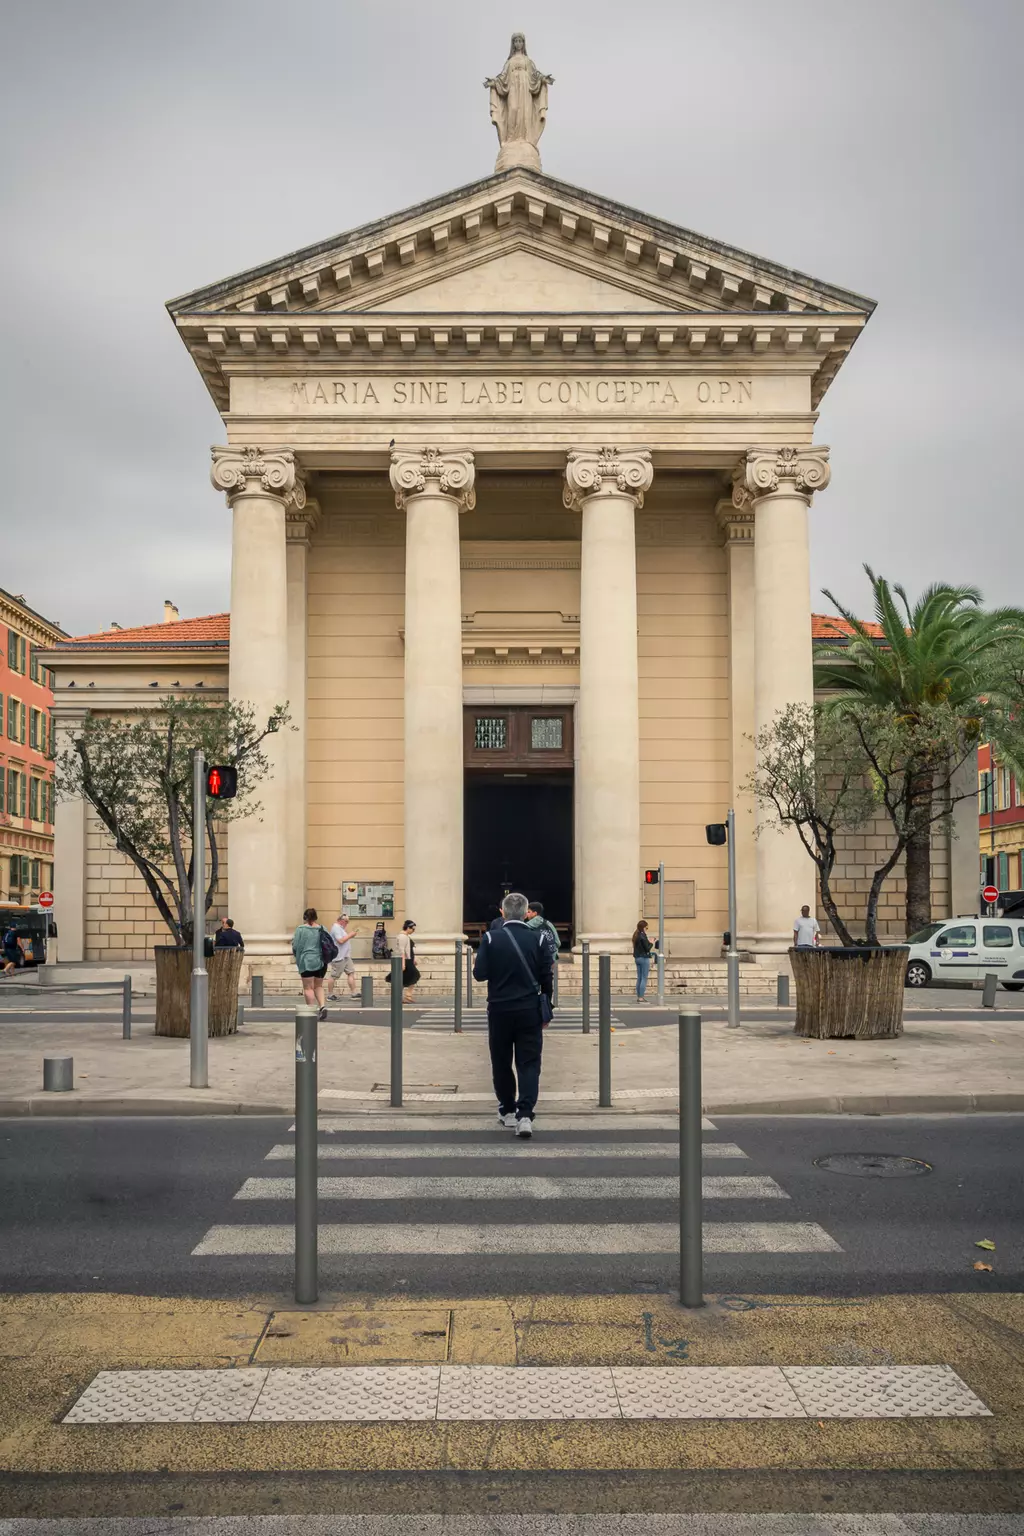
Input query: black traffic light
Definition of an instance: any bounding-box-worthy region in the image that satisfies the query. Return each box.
[644,869,660,884]
[705,823,727,846]
[206,764,238,800]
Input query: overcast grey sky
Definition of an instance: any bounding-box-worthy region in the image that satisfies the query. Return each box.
[2,0,1021,635]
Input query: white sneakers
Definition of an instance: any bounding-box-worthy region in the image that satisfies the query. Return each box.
[516,1117,534,1138]
[498,1111,517,1128]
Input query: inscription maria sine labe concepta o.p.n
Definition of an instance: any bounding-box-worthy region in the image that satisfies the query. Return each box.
[280,376,757,411]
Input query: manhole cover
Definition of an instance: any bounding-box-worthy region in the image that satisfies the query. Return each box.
[813,1153,932,1178]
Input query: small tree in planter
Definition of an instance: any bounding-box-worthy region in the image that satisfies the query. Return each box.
[56,696,288,1035]
[751,700,980,1039]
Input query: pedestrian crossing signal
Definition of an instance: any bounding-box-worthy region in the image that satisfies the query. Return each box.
[705,823,727,845]
[644,869,660,884]
[206,765,238,799]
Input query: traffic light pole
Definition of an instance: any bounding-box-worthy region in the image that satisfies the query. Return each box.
[725,807,740,1030]
[656,859,665,1004]
[189,749,209,1088]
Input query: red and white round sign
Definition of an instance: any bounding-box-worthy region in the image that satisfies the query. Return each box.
[37,891,54,910]
[982,884,999,906]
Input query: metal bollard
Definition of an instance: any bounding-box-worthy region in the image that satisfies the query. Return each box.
[598,952,612,1107]
[251,974,264,1009]
[982,971,998,1008]
[776,973,790,1008]
[237,1002,245,1030]
[43,1055,73,1092]
[454,940,463,1033]
[582,940,591,1033]
[678,1009,705,1307]
[122,975,132,1040]
[390,955,403,1107]
[466,942,473,1008]
[294,1004,318,1305]
[361,974,373,1009]
[656,948,666,1007]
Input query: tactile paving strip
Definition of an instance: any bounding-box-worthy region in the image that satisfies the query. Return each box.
[782,1365,992,1418]
[62,1363,992,1423]
[612,1366,805,1419]
[437,1365,620,1420]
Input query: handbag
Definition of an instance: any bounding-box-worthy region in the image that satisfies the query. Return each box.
[503,926,554,1024]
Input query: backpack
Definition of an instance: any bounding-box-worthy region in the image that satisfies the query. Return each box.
[319,926,339,965]
[372,921,392,959]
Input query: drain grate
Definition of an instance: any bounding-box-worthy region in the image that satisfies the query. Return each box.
[814,1153,932,1179]
[371,1082,458,1094]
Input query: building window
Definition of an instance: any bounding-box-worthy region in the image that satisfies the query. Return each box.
[30,858,40,891]
[6,631,26,674]
[999,768,1011,811]
[474,717,507,750]
[29,710,38,751]
[530,716,563,750]
[979,771,994,815]
[29,778,39,822]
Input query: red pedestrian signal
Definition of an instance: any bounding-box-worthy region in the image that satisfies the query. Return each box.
[644,869,660,884]
[206,765,238,800]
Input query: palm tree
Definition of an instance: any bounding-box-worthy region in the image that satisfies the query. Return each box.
[814,568,1024,934]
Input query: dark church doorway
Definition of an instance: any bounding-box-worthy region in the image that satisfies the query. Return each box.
[463,705,574,945]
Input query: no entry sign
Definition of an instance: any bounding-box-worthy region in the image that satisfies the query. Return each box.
[37,891,54,910]
[982,884,999,906]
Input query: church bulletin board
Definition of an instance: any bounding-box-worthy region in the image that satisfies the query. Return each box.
[341,881,395,919]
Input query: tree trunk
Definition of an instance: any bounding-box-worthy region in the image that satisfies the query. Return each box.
[154,945,242,1036]
[904,827,932,935]
[791,945,907,1039]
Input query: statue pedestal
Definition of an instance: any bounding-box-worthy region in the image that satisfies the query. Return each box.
[495,141,542,173]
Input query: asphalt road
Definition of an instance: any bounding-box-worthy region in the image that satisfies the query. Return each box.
[1,1113,1020,1298]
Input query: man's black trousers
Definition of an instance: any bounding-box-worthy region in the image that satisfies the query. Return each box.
[487,1003,544,1119]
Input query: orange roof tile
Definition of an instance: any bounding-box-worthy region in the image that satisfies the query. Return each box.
[58,613,230,648]
[812,612,885,642]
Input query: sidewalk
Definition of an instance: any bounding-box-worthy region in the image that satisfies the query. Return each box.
[1,1006,1022,1116]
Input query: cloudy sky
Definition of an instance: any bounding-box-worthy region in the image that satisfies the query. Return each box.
[2,0,1021,636]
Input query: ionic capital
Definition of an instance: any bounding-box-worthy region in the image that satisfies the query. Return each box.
[736,445,831,504]
[389,447,476,511]
[286,496,321,545]
[715,496,754,543]
[562,446,654,511]
[210,446,307,510]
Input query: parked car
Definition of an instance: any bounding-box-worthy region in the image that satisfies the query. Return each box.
[904,917,1024,991]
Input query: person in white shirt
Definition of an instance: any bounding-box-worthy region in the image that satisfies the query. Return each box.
[792,905,821,948]
[326,913,358,999]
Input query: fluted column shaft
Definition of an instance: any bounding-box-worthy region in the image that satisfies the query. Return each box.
[391,448,475,950]
[565,447,653,949]
[738,445,830,949]
[212,446,301,954]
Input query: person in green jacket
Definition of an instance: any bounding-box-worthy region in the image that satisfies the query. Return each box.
[526,902,560,954]
[293,906,328,1020]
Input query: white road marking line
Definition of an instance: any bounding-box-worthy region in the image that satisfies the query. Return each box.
[234,1175,783,1201]
[63,1363,989,1424]
[264,1141,748,1161]
[318,1088,684,1102]
[1,1517,1010,1533]
[294,1116,715,1131]
[192,1221,840,1255]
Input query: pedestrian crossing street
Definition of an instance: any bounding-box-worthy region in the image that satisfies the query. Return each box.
[191,1113,842,1268]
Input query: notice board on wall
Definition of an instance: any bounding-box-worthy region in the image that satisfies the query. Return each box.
[341,880,395,919]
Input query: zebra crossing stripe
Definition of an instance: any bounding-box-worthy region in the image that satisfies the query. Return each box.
[192,1222,840,1255]
[264,1141,748,1160]
[234,1175,785,1201]
[295,1115,714,1130]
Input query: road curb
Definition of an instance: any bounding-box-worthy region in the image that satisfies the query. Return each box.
[2,1091,1024,1117]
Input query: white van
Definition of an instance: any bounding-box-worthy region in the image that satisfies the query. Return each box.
[904,918,1024,991]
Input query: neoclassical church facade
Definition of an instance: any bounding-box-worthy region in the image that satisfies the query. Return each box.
[41,45,980,978]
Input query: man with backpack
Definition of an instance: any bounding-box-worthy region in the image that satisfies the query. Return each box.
[473,891,553,1138]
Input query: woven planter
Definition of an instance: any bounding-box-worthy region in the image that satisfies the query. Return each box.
[791,945,909,1040]
[154,945,242,1037]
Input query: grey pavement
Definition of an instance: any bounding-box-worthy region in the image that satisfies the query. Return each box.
[3,1519,1023,1533]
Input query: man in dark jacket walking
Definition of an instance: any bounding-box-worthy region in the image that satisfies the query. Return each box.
[473,891,552,1138]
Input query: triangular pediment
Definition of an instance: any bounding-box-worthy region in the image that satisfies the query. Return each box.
[168,168,875,323]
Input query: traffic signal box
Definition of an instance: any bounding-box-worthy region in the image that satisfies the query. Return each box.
[206,764,238,800]
[644,869,660,884]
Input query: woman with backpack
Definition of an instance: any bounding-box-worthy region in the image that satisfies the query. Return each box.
[292,906,337,1021]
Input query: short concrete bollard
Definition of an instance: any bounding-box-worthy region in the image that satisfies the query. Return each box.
[982,971,998,1008]
[237,1002,245,1029]
[251,974,264,1009]
[43,1055,74,1092]
[777,973,790,1008]
[361,974,373,1008]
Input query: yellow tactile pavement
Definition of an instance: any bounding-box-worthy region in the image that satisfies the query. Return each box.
[1,1290,1022,1475]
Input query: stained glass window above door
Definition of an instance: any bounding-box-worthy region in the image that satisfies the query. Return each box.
[474,717,507,750]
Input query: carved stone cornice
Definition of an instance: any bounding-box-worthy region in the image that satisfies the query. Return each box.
[562,446,654,511]
[389,448,476,511]
[210,446,307,510]
[715,496,754,543]
[736,445,831,503]
[285,496,321,544]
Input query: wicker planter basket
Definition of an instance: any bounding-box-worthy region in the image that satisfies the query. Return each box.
[154,944,243,1037]
[791,945,909,1040]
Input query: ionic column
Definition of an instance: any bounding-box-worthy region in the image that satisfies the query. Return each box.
[564,446,653,950]
[211,446,303,954]
[285,498,320,923]
[390,447,475,951]
[737,445,831,950]
[716,497,757,942]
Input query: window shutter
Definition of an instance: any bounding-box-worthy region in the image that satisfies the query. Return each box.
[19,774,25,818]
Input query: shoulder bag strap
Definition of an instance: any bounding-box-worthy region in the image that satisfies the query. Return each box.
[502,925,541,996]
